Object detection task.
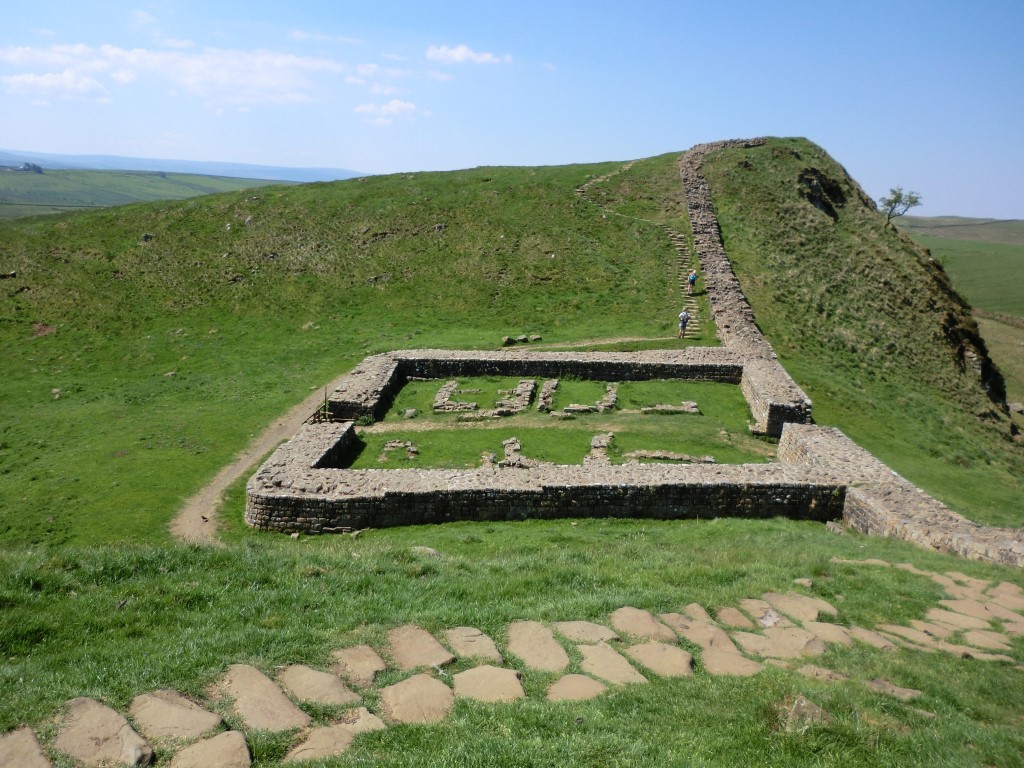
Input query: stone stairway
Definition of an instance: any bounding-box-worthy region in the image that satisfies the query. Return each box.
[665,225,702,338]
[3,562,1021,767]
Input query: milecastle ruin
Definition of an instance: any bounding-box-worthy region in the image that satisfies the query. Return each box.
[246,139,1024,568]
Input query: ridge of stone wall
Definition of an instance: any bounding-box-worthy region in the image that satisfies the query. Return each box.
[778,424,1024,567]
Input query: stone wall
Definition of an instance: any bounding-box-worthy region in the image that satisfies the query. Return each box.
[778,424,1024,567]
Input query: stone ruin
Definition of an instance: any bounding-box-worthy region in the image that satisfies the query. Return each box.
[245,140,1024,568]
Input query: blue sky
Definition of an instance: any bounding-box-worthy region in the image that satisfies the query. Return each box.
[1,1,1022,217]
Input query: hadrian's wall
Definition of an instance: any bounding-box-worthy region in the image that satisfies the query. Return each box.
[243,139,1023,568]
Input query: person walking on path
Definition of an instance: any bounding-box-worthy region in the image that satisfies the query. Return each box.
[678,309,691,338]
[687,269,697,294]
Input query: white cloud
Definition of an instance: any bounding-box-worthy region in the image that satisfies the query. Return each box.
[427,69,453,82]
[426,44,509,65]
[354,98,419,125]
[0,43,345,106]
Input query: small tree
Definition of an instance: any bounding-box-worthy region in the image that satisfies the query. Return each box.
[878,186,921,226]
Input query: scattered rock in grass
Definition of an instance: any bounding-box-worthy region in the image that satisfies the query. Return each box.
[825,520,846,534]
[795,664,848,683]
[54,697,153,767]
[170,730,250,768]
[777,695,833,733]
[866,678,923,701]
[410,546,441,558]
[403,408,418,419]
[793,578,814,588]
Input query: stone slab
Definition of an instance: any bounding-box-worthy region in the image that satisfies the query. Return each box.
[623,642,693,677]
[795,664,848,683]
[283,708,385,764]
[452,665,526,703]
[739,599,794,628]
[701,649,763,676]
[579,642,647,685]
[170,730,250,768]
[962,629,1012,651]
[378,673,454,724]
[804,621,853,646]
[682,603,715,623]
[277,664,361,706]
[847,626,897,650]
[553,620,619,644]
[506,621,569,672]
[866,678,923,701]
[924,607,989,631]
[909,620,953,639]
[0,727,50,768]
[222,664,311,732]
[389,625,456,670]
[54,697,153,767]
[444,627,503,662]
[763,591,837,622]
[659,614,739,654]
[331,645,388,688]
[130,689,222,743]
[715,607,754,629]
[609,607,676,642]
[547,675,608,702]
[732,627,826,659]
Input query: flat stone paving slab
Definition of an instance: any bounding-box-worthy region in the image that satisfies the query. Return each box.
[924,607,989,631]
[804,621,853,646]
[716,607,754,629]
[54,697,153,767]
[129,689,223,742]
[0,727,50,768]
[659,614,739,654]
[682,603,715,623]
[283,708,385,764]
[763,591,837,622]
[962,629,1012,651]
[701,649,763,676]
[506,621,570,672]
[444,627,503,662]
[277,664,361,706]
[847,626,897,650]
[623,642,693,677]
[546,675,608,702]
[453,665,526,702]
[909,620,954,639]
[169,730,250,768]
[732,628,826,659]
[609,607,676,642]
[222,664,311,732]
[739,599,794,628]
[379,674,454,724]
[388,625,455,670]
[331,645,388,688]
[553,620,619,644]
[866,678,923,701]
[579,642,647,685]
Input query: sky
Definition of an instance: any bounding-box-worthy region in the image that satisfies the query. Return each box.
[1,1,1022,218]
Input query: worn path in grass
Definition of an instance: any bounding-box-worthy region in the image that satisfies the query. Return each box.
[168,338,667,544]
[170,373,355,545]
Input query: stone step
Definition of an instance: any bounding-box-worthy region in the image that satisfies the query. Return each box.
[221,664,311,732]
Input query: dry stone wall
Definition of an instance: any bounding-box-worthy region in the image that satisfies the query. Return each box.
[244,139,1022,568]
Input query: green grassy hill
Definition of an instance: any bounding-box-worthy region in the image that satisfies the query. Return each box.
[1,140,1022,767]
[0,168,290,220]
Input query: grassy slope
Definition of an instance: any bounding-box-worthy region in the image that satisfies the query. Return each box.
[1,146,1023,768]
[699,138,1024,527]
[0,169,288,220]
[0,163,691,546]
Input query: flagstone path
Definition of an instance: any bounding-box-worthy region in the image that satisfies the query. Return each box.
[4,559,1021,767]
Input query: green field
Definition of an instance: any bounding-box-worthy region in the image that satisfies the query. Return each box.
[1,140,1023,767]
[0,168,290,219]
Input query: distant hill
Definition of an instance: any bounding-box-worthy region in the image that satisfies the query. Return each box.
[0,148,362,183]
[897,215,1024,246]
[0,168,293,220]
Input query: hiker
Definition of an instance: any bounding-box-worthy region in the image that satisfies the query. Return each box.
[687,269,697,294]
[678,309,691,338]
